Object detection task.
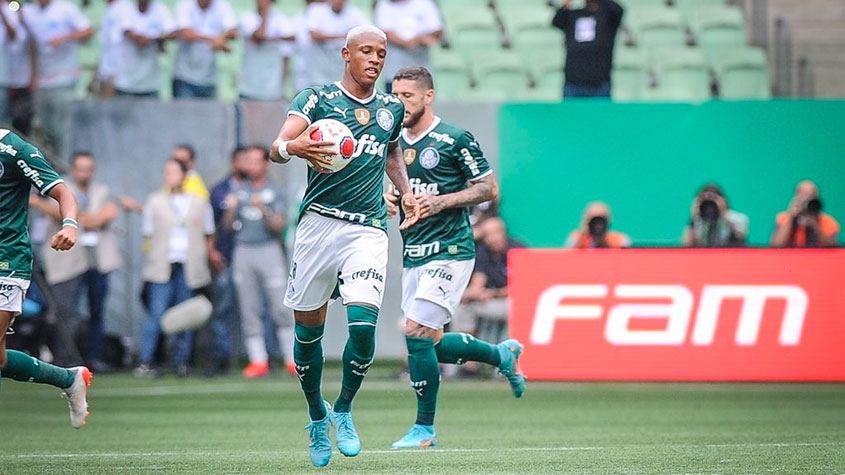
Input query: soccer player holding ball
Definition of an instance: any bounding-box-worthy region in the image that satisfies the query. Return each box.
[0,129,91,428]
[385,67,526,449]
[269,26,420,467]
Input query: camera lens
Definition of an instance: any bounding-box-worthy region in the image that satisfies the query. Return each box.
[699,200,719,222]
[588,216,608,238]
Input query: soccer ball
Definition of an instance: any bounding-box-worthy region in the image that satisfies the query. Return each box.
[307,119,356,173]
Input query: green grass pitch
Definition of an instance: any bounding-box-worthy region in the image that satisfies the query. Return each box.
[2,365,843,474]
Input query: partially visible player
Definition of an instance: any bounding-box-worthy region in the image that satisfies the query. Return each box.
[0,128,92,428]
[269,25,420,467]
[385,67,525,450]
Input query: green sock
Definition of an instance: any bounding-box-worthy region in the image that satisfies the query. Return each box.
[435,333,501,366]
[406,336,440,426]
[334,304,378,413]
[2,350,76,389]
[294,323,327,421]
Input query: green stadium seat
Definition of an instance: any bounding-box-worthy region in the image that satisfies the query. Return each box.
[708,47,771,99]
[652,47,712,102]
[471,50,531,99]
[431,48,472,100]
[511,27,565,54]
[459,87,510,102]
[687,5,747,48]
[627,6,687,49]
[499,4,554,35]
[445,7,502,55]
[612,47,649,101]
[675,0,725,17]
[616,0,668,8]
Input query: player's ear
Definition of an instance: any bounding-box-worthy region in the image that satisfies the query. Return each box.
[425,88,435,105]
[341,46,350,62]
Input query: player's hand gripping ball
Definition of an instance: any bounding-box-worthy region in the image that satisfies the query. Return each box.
[307,119,356,174]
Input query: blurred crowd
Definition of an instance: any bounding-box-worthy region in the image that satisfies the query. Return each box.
[0,0,443,154]
[8,141,837,379]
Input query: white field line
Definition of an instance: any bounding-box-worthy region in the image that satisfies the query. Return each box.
[3,442,844,460]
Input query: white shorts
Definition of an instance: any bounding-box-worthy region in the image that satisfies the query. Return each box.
[284,212,388,311]
[401,259,475,329]
[0,276,31,319]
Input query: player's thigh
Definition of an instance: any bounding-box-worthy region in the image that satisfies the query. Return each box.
[336,225,389,309]
[412,259,475,317]
[284,214,340,311]
[400,267,421,318]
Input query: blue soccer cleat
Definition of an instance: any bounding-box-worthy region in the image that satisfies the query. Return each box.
[497,339,526,398]
[391,424,437,449]
[304,401,333,467]
[330,410,361,457]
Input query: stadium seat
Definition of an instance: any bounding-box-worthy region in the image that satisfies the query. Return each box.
[675,0,724,17]
[460,87,510,102]
[652,47,712,102]
[511,28,565,55]
[627,7,687,49]
[431,48,472,100]
[616,0,668,9]
[499,4,554,36]
[708,47,771,99]
[612,47,650,101]
[444,7,503,57]
[687,5,747,48]
[514,87,561,103]
[471,50,531,99]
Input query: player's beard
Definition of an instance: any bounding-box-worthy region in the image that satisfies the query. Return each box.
[403,107,425,130]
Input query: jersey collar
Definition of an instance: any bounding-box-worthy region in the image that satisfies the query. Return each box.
[334,81,377,105]
[0,129,9,140]
[401,115,440,146]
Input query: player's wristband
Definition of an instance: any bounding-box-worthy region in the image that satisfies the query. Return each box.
[278,140,293,162]
[62,218,78,229]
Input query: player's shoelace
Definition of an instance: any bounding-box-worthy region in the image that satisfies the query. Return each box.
[334,413,356,437]
[305,421,331,451]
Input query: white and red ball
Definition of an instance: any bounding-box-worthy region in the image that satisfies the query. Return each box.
[308,119,356,173]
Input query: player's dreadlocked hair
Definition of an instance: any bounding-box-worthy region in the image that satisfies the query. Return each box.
[393,66,435,91]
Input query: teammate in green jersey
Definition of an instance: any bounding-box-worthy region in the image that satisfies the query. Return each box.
[0,128,92,428]
[385,67,526,449]
[268,26,421,467]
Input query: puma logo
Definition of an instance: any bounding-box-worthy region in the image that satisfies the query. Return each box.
[438,286,448,299]
[333,106,348,119]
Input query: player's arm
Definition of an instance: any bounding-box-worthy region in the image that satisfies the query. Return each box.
[385,141,420,231]
[417,174,499,220]
[46,183,78,251]
[269,114,335,171]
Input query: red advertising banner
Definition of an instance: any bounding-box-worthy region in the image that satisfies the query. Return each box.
[508,249,845,381]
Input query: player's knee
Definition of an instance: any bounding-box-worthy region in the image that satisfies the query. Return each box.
[0,348,6,369]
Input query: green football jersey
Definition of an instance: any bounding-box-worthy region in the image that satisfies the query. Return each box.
[0,129,64,280]
[398,117,492,268]
[288,81,405,231]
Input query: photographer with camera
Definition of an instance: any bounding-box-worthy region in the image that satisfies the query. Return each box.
[682,185,748,248]
[565,202,631,248]
[771,180,839,248]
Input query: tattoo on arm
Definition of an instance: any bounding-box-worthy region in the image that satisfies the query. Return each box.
[439,175,499,211]
[385,142,412,195]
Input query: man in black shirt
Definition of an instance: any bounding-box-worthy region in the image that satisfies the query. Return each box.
[552,0,624,98]
[453,217,524,341]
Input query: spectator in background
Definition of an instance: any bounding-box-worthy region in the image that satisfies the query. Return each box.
[1,0,34,134]
[93,0,131,97]
[22,0,94,154]
[375,0,442,91]
[291,0,318,91]
[565,201,631,248]
[306,0,369,86]
[239,0,294,101]
[115,0,176,98]
[29,152,122,373]
[682,184,748,248]
[170,144,209,199]
[135,159,215,377]
[172,0,237,99]
[552,0,623,99]
[223,145,295,378]
[453,217,524,344]
[771,180,840,248]
[207,146,247,375]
